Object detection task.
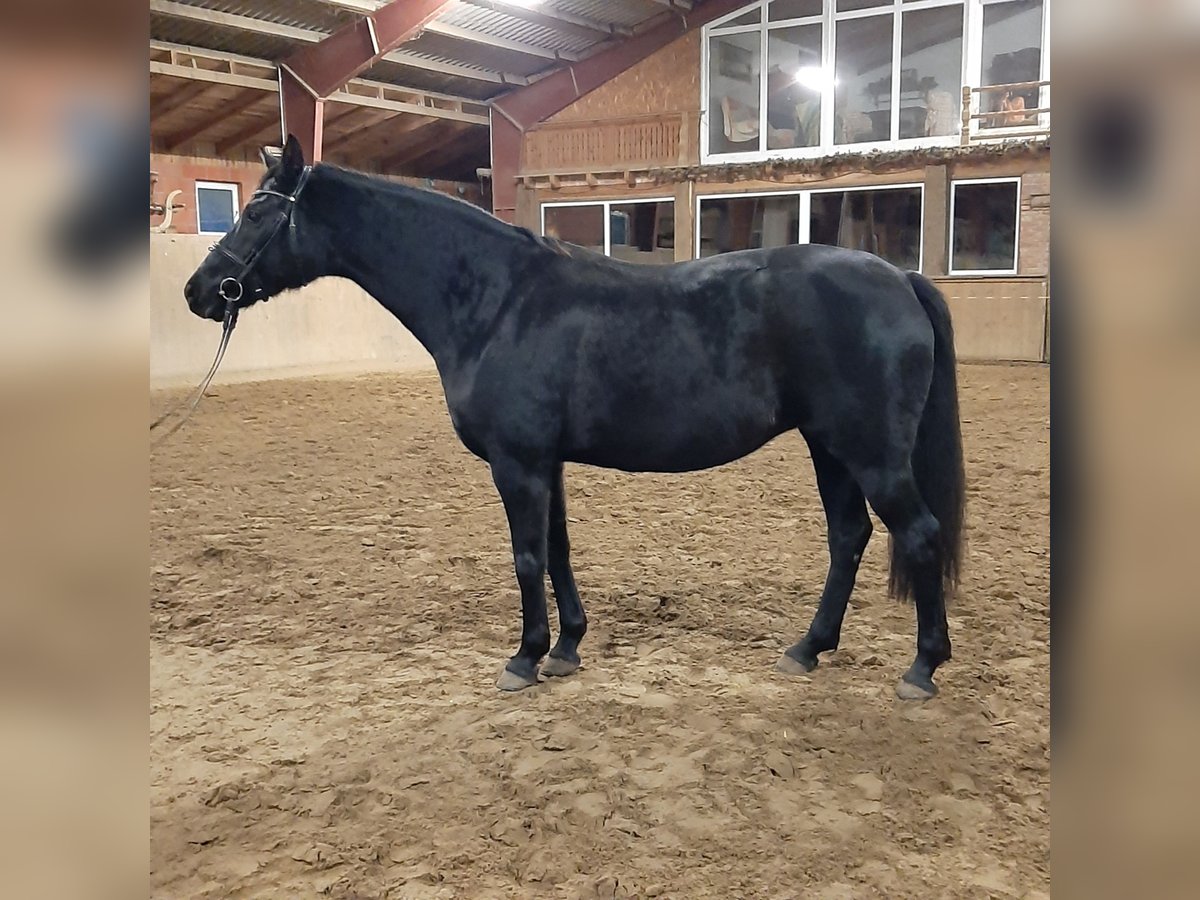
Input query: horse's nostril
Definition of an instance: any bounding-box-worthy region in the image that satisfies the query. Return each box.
[184,281,197,304]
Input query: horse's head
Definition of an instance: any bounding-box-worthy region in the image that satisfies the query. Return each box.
[184,134,315,321]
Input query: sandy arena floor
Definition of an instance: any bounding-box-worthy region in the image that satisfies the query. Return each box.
[150,363,1049,899]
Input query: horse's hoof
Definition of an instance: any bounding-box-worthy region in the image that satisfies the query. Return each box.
[775,651,817,676]
[496,666,539,692]
[541,655,580,678]
[895,674,938,701]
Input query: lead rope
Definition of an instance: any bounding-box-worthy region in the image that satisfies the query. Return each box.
[150,301,239,447]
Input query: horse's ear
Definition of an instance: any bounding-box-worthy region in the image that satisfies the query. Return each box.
[259,145,282,169]
[281,134,306,174]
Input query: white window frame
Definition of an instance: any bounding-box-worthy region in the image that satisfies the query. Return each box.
[194,180,240,236]
[948,175,1021,276]
[695,181,925,271]
[967,0,1052,142]
[540,197,675,257]
[701,0,1050,163]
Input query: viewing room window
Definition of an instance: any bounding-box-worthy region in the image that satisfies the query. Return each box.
[698,184,923,270]
[949,177,1020,274]
[195,181,239,235]
[703,0,1050,161]
[698,194,801,257]
[809,185,923,270]
[542,199,675,264]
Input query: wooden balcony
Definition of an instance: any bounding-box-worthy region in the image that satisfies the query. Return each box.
[961,80,1050,145]
[520,112,699,183]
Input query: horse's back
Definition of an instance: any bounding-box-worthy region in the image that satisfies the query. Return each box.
[548,246,931,471]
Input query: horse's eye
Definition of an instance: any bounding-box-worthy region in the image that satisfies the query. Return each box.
[245,209,261,224]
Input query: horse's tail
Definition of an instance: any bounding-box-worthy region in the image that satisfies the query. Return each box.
[890,272,966,602]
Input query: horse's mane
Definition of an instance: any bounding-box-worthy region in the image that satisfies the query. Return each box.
[311,163,601,261]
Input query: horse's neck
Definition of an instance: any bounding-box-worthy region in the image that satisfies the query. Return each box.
[319,173,525,363]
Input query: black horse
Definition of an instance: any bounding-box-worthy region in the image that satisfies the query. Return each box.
[184,136,965,700]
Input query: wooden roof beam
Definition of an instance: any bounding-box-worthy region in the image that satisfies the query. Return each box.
[150,79,212,119]
[150,41,490,110]
[215,116,282,156]
[149,1,525,85]
[163,89,269,152]
[149,47,489,132]
[380,120,471,171]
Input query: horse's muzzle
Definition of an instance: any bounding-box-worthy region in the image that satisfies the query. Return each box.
[184,278,227,322]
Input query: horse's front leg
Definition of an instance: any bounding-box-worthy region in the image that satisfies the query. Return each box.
[542,465,587,678]
[491,454,553,692]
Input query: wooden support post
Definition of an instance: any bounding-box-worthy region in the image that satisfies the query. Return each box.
[515,182,539,235]
[923,164,950,277]
[673,180,695,263]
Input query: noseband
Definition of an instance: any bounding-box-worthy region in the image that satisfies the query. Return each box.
[211,165,313,307]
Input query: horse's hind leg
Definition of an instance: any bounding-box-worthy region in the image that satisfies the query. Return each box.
[543,466,587,678]
[777,439,872,676]
[856,467,950,700]
[490,455,553,692]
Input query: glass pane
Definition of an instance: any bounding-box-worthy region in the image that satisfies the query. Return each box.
[766,24,824,149]
[809,188,922,269]
[899,4,963,139]
[543,205,604,254]
[698,195,800,257]
[980,0,1044,129]
[708,31,763,155]
[196,187,235,234]
[834,14,893,144]
[609,201,675,264]
[838,0,890,11]
[724,8,763,27]
[952,182,1018,271]
[769,0,822,21]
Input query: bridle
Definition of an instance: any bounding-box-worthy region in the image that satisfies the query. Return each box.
[211,164,313,308]
[150,165,313,445]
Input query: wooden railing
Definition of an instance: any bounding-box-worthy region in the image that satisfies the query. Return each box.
[521,112,698,177]
[961,80,1050,145]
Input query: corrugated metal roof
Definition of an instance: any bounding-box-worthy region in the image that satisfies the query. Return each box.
[403,32,556,79]
[150,0,709,176]
[553,0,666,30]
[440,4,599,56]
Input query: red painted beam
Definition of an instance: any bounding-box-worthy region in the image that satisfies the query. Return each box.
[280,0,453,162]
[489,0,748,221]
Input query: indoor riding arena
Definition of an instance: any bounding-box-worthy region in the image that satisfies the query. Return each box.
[150,2,1050,898]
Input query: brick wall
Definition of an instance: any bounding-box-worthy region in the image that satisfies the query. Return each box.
[151,154,265,235]
[151,152,485,234]
[1019,169,1050,276]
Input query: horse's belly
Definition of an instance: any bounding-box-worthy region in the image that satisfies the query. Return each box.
[564,390,788,473]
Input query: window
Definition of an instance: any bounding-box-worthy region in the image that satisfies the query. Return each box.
[698,194,801,257]
[542,199,675,264]
[697,183,923,270]
[702,1,1050,161]
[195,181,239,235]
[708,30,764,155]
[833,13,894,145]
[543,204,604,253]
[950,178,1020,274]
[979,0,1045,130]
[767,24,824,150]
[809,186,923,269]
[900,4,964,138]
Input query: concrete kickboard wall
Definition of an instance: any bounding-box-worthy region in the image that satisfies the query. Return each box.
[151,234,434,387]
